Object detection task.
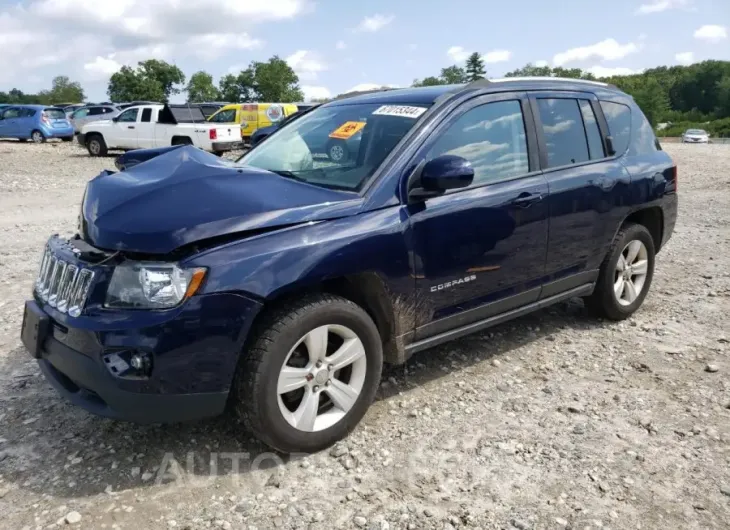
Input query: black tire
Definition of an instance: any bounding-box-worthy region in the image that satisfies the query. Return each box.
[586,223,655,320]
[17,138,27,143]
[86,134,107,156]
[30,130,45,144]
[233,294,383,454]
[326,140,349,163]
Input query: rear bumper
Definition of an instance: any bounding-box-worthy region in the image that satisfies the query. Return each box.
[211,140,242,152]
[41,126,75,138]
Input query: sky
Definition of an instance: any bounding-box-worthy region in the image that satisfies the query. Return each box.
[0,0,728,102]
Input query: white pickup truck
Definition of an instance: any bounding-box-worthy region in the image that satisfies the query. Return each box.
[78,104,242,156]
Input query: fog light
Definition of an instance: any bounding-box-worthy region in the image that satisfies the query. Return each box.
[130,352,151,374]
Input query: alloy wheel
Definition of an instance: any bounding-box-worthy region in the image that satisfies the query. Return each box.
[31,131,44,143]
[276,324,367,432]
[614,239,649,306]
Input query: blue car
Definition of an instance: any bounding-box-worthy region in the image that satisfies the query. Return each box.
[0,105,75,142]
[21,78,677,454]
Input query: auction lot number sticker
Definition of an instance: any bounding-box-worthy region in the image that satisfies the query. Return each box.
[372,105,427,119]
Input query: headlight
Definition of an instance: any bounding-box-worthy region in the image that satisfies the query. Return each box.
[105,262,206,309]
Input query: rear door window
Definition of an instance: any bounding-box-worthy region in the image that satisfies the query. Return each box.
[43,108,66,119]
[578,100,605,160]
[73,108,90,118]
[599,101,631,156]
[88,107,104,116]
[141,108,152,122]
[536,98,589,168]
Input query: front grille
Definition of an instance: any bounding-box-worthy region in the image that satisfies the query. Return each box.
[35,245,94,317]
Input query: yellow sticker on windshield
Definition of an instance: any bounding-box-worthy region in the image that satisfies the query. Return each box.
[329,121,366,140]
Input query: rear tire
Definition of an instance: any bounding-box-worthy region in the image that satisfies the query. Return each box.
[31,130,45,144]
[86,134,108,157]
[232,294,383,454]
[586,223,655,320]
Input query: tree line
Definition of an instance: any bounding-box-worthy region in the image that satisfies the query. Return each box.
[413,58,730,137]
[2,55,729,136]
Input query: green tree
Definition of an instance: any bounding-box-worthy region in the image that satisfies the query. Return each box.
[137,59,185,102]
[465,52,486,81]
[107,65,165,102]
[186,71,220,102]
[440,65,468,84]
[221,56,303,102]
[631,77,670,126]
[716,76,730,118]
[38,76,85,104]
[412,76,445,87]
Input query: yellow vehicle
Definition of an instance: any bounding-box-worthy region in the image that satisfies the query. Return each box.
[207,103,299,141]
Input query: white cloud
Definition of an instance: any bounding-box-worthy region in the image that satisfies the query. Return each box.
[694,25,727,42]
[301,85,331,101]
[636,0,690,14]
[553,38,640,66]
[534,60,549,67]
[483,49,512,63]
[286,50,327,82]
[447,46,470,63]
[336,40,346,50]
[1,0,309,92]
[355,14,394,32]
[586,65,640,77]
[675,51,695,65]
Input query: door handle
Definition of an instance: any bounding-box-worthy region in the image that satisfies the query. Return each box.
[510,192,543,207]
[127,126,135,129]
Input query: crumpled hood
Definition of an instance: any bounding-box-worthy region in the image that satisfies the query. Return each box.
[82,146,361,254]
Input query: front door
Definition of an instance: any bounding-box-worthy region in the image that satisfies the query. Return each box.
[114,107,140,149]
[0,107,22,137]
[407,93,550,340]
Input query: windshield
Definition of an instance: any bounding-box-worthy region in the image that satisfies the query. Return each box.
[237,102,430,191]
[686,129,706,135]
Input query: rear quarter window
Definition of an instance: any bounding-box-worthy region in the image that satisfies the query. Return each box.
[599,101,631,156]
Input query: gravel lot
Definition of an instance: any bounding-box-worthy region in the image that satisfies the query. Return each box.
[0,140,728,530]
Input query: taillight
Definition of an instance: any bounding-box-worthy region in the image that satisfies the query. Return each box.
[41,114,50,125]
[209,129,217,140]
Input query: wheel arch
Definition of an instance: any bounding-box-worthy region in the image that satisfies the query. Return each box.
[622,206,664,252]
[171,135,193,146]
[242,272,410,365]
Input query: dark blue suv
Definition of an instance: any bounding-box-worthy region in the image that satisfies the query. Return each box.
[21,78,677,453]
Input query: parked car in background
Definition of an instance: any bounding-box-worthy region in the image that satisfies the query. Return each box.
[20,78,678,454]
[249,106,318,147]
[207,102,299,142]
[682,128,710,143]
[62,103,87,117]
[78,103,242,156]
[69,105,120,134]
[0,105,74,142]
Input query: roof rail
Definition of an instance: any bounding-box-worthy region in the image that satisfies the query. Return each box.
[333,87,398,101]
[490,76,615,88]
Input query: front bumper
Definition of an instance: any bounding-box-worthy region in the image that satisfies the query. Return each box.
[22,289,263,423]
[211,140,242,152]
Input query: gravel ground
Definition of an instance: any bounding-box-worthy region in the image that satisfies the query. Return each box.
[0,139,728,530]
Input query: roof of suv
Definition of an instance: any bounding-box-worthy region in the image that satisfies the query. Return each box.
[327,77,625,107]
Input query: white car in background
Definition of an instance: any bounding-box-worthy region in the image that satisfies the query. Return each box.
[78,104,242,156]
[682,128,710,143]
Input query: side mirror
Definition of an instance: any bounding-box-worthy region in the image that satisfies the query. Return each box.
[408,155,474,201]
[111,116,119,123]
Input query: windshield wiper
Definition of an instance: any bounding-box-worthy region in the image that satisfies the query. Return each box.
[269,170,309,183]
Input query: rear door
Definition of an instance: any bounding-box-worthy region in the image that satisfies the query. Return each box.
[136,107,156,148]
[114,107,140,148]
[408,92,550,339]
[528,91,632,297]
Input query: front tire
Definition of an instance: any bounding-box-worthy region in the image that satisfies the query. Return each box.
[326,140,349,163]
[586,223,655,320]
[233,294,383,454]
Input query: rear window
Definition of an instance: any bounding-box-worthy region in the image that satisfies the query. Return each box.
[599,101,631,156]
[43,108,66,119]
